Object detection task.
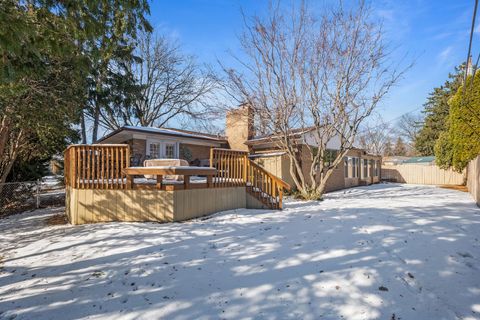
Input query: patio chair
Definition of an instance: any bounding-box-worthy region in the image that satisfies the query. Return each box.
[143,159,189,181]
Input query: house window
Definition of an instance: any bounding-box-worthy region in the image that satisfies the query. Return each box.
[344,157,349,178]
[352,158,355,178]
[165,144,176,159]
[352,157,358,178]
[375,160,380,177]
[363,159,368,178]
[324,149,338,167]
[149,143,160,159]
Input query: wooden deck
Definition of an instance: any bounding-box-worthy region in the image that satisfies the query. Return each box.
[64,145,290,225]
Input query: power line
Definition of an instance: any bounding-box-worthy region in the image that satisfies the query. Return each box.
[464,0,479,86]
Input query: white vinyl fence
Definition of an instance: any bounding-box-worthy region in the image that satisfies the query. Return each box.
[381,164,465,185]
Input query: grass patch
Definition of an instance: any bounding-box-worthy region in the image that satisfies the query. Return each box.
[45,214,68,226]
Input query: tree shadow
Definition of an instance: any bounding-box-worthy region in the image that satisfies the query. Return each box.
[0,184,479,319]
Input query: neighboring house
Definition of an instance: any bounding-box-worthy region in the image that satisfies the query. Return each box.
[97,105,381,192]
[97,126,228,166]
[403,156,435,165]
[382,156,410,166]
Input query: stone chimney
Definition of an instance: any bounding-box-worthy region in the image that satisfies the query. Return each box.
[225,104,254,151]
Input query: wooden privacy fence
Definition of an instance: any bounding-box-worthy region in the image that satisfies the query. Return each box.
[467,155,480,205]
[64,144,130,189]
[381,164,465,185]
[210,148,290,209]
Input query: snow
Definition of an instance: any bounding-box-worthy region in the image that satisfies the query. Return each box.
[1,183,479,320]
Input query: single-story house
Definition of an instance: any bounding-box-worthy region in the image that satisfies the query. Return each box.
[224,105,381,192]
[403,156,435,165]
[97,126,228,166]
[382,156,410,166]
[97,105,381,193]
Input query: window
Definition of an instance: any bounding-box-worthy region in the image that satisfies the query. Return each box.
[165,144,176,159]
[149,143,160,159]
[344,157,349,178]
[375,160,380,177]
[363,159,368,178]
[352,157,359,178]
[357,158,361,177]
[352,158,355,178]
[323,149,338,167]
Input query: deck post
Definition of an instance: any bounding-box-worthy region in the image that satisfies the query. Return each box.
[206,174,213,188]
[243,154,248,184]
[210,147,214,168]
[126,174,134,190]
[156,175,163,189]
[184,175,190,189]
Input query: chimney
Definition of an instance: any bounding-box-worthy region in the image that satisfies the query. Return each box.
[225,104,254,151]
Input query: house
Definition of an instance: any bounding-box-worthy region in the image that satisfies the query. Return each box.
[403,156,435,165]
[97,126,228,166]
[225,105,382,192]
[97,105,381,193]
[382,156,410,166]
[65,106,382,225]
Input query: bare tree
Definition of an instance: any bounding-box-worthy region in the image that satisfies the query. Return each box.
[356,117,393,155]
[99,32,219,130]
[396,113,422,151]
[224,1,404,199]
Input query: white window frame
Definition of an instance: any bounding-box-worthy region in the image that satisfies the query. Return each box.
[344,157,349,178]
[147,140,161,159]
[363,159,368,178]
[164,142,177,159]
[146,139,180,159]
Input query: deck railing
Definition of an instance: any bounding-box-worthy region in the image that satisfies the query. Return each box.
[64,144,290,209]
[210,148,248,188]
[210,148,290,209]
[64,144,130,189]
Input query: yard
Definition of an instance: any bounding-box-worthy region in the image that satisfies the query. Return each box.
[0,183,479,320]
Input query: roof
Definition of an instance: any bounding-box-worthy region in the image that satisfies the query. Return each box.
[97,126,227,143]
[248,151,287,158]
[245,127,316,145]
[403,156,435,164]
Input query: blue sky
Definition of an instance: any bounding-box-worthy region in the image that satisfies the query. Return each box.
[148,0,477,125]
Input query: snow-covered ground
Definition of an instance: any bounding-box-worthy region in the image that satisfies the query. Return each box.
[1,183,479,320]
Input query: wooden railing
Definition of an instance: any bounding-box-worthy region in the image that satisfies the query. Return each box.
[210,148,248,188]
[210,148,290,209]
[245,160,290,209]
[64,144,130,189]
[64,144,290,209]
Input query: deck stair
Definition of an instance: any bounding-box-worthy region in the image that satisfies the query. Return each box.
[210,148,290,209]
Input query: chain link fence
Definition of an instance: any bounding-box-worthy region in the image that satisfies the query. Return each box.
[0,177,65,217]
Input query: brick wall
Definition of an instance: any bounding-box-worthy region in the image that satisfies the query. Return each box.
[254,146,381,193]
[179,143,211,164]
[127,139,146,166]
[225,105,254,151]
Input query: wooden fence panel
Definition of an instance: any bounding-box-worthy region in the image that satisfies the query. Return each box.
[467,156,480,205]
[381,164,465,185]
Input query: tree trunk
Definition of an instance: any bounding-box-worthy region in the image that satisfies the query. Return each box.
[0,130,23,196]
[0,115,11,160]
[80,111,87,144]
[91,106,100,143]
